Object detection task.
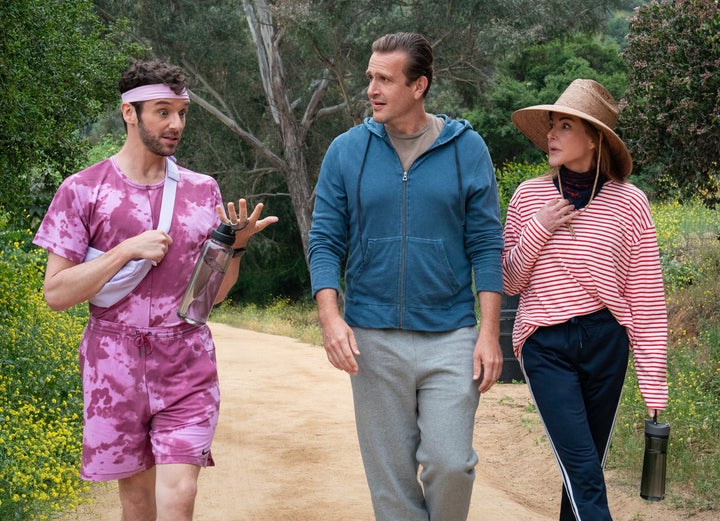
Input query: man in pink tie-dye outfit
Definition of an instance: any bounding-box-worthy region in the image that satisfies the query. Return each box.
[33,59,277,520]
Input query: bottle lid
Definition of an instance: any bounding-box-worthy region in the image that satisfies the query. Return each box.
[644,418,670,437]
[211,223,236,245]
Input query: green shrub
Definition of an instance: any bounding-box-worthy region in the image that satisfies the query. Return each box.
[496,162,547,220]
[651,199,720,292]
[622,0,720,203]
[0,226,89,519]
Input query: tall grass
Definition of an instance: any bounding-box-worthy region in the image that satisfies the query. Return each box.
[607,200,720,512]
[211,298,322,347]
[652,199,720,293]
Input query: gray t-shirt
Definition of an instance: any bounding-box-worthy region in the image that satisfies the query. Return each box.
[387,114,445,172]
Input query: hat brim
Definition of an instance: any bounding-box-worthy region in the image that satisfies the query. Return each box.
[511,105,633,178]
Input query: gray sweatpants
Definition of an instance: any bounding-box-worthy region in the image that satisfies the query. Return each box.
[350,326,481,521]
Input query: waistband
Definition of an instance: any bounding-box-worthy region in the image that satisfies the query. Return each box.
[538,307,617,334]
[567,307,615,324]
[87,316,205,339]
[538,307,618,333]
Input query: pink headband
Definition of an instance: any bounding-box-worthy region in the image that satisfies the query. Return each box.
[121,84,190,103]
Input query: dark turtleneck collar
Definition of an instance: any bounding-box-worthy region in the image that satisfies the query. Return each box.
[553,165,607,210]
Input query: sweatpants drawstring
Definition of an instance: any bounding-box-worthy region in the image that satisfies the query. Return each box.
[568,316,584,350]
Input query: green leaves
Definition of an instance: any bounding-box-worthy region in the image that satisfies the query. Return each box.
[0,0,142,227]
[467,33,629,166]
[621,0,720,203]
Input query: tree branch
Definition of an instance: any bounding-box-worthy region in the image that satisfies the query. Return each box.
[181,58,232,115]
[242,0,281,124]
[187,88,286,172]
[316,102,349,118]
[300,76,330,139]
[244,191,291,198]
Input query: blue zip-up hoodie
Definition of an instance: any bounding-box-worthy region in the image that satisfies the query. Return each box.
[308,115,503,332]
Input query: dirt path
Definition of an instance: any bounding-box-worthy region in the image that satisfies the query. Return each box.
[61,323,704,520]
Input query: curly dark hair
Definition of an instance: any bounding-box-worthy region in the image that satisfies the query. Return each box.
[118,59,187,95]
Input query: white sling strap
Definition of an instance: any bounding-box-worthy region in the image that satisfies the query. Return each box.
[85,158,179,307]
[156,158,178,232]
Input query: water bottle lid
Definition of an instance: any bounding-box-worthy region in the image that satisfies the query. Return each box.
[211,223,236,245]
[644,418,670,437]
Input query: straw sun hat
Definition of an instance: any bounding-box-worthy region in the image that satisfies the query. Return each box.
[511,79,633,178]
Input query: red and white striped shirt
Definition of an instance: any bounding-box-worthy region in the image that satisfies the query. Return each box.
[503,176,668,409]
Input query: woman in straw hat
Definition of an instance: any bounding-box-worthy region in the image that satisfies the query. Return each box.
[502,79,668,520]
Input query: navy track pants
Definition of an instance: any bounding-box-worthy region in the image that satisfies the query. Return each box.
[521,308,629,521]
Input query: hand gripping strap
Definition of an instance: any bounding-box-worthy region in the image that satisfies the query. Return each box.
[86,159,179,307]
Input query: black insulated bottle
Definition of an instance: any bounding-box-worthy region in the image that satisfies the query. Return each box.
[640,413,670,501]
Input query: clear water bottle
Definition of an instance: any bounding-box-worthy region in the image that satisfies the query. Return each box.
[640,413,670,501]
[178,223,235,325]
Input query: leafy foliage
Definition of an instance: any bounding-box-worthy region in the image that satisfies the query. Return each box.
[90,0,623,302]
[495,162,548,220]
[467,33,629,166]
[651,199,720,293]
[0,0,142,227]
[620,0,720,202]
[0,228,89,520]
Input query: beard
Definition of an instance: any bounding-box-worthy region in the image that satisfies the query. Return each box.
[138,120,181,157]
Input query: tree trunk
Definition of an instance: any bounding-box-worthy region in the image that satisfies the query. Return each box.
[283,148,314,261]
[241,0,316,261]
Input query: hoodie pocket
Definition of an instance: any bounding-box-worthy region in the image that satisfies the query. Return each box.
[350,237,402,304]
[405,237,461,309]
[350,236,461,309]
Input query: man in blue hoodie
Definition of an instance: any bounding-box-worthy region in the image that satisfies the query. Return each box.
[308,32,503,521]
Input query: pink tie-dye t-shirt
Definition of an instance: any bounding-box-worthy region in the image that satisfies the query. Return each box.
[33,157,223,328]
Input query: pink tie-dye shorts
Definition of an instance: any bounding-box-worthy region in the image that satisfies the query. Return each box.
[78,317,221,481]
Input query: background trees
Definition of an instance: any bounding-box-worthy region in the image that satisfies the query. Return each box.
[468,33,629,166]
[0,0,140,227]
[5,0,720,302]
[89,0,621,300]
[620,0,720,201]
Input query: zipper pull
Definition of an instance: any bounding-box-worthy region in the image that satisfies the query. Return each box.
[402,171,408,182]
